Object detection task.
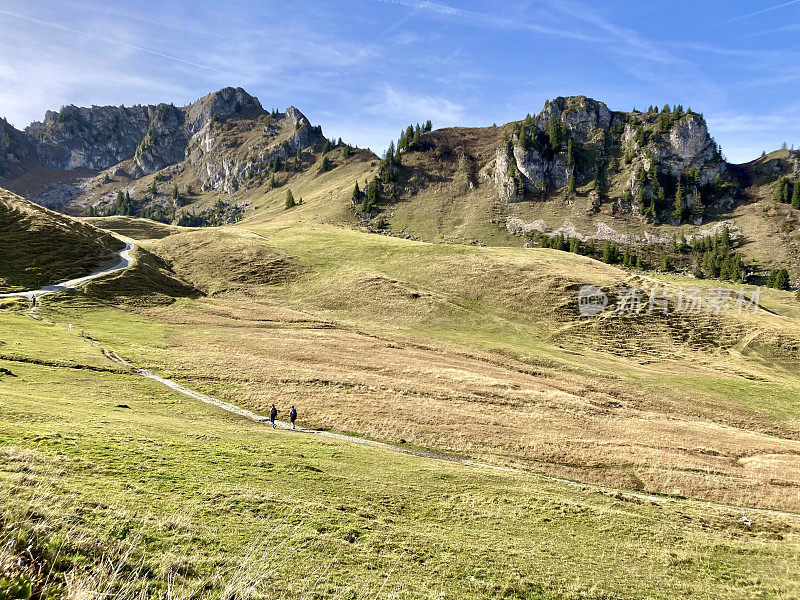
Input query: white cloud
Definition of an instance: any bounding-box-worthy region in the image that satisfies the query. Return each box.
[706,103,800,162]
[369,85,465,124]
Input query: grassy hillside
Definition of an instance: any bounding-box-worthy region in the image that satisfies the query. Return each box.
[20,220,800,514]
[1,309,799,599]
[0,188,124,293]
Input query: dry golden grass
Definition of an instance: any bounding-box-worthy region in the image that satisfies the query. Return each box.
[31,221,800,513]
[127,290,800,512]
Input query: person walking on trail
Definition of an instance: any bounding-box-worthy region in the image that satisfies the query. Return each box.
[289,405,298,429]
[269,404,278,429]
[31,295,36,308]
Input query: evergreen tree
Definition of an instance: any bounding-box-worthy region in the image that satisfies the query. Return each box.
[569,237,581,254]
[412,124,421,149]
[690,190,704,221]
[423,120,432,132]
[352,182,361,200]
[284,189,296,209]
[644,196,657,221]
[720,225,731,250]
[770,268,790,290]
[566,139,573,166]
[172,184,179,200]
[775,176,790,203]
[672,183,684,221]
[792,178,800,209]
[322,140,331,155]
[321,156,330,172]
[385,140,395,165]
[343,144,351,159]
[150,180,157,195]
[567,176,576,195]
[660,254,673,272]
[602,243,619,264]
[518,125,531,150]
[548,114,562,152]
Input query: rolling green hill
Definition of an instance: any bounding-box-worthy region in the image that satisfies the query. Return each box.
[0,188,124,293]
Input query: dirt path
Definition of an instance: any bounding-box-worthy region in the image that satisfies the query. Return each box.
[6,243,798,522]
[100,350,800,522]
[0,242,135,300]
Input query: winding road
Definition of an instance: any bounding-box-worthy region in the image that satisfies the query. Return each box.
[0,242,135,299]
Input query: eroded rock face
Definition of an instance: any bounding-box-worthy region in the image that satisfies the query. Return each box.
[496,96,730,217]
[0,119,30,179]
[186,106,324,194]
[26,105,152,170]
[23,87,264,175]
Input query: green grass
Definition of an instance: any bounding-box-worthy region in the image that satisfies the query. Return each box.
[2,347,799,599]
[0,189,124,292]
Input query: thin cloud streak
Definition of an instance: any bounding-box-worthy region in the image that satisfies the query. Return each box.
[372,0,610,43]
[715,0,800,26]
[0,8,240,76]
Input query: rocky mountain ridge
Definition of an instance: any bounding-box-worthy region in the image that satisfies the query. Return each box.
[23,87,262,175]
[0,87,335,220]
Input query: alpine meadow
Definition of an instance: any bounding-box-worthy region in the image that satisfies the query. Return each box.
[1,2,800,599]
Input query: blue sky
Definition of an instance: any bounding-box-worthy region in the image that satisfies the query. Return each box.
[0,0,799,162]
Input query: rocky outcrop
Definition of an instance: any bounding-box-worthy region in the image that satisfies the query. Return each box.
[0,118,31,178]
[495,96,733,222]
[23,87,265,176]
[186,106,325,194]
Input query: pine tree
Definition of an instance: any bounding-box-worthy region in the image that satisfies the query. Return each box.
[690,190,704,222]
[549,114,561,152]
[771,268,790,290]
[343,145,351,159]
[172,184,179,200]
[518,126,531,150]
[385,140,395,165]
[792,178,800,209]
[412,125,421,149]
[720,225,731,250]
[602,243,619,264]
[284,189,296,209]
[352,182,361,200]
[644,196,657,221]
[660,254,673,272]
[320,156,330,172]
[322,140,331,155]
[566,139,573,166]
[424,120,432,132]
[672,183,684,221]
[567,176,576,195]
[775,176,790,203]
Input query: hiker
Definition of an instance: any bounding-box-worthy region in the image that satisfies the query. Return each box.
[290,405,298,429]
[31,295,36,308]
[269,404,277,429]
